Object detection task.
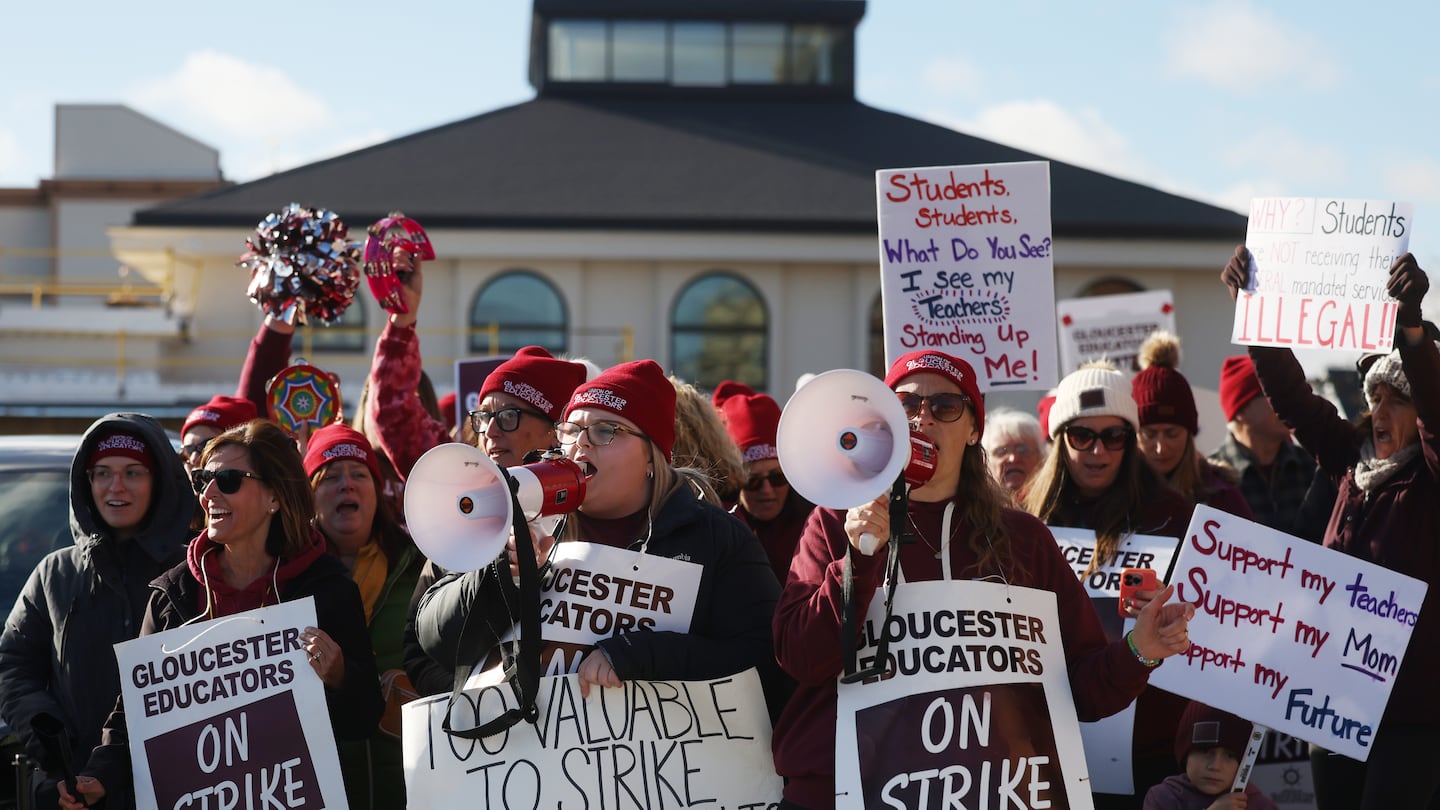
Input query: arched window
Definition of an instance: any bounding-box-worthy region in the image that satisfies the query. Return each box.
[306,297,367,353]
[671,272,767,390]
[867,292,886,378]
[469,271,569,355]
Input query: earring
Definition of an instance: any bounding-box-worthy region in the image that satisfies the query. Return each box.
[269,506,277,514]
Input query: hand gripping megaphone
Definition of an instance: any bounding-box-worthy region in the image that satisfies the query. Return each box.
[777,369,937,552]
[404,443,586,572]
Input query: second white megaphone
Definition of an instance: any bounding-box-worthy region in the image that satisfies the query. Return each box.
[404,443,586,572]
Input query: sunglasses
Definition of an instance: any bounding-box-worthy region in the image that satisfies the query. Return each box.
[469,406,552,434]
[191,468,265,495]
[1063,425,1132,452]
[896,392,970,423]
[180,438,211,460]
[743,470,788,492]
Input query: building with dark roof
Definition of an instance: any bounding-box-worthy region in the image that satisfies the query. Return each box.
[97,0,1243,428]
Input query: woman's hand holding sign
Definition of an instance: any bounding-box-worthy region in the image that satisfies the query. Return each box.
[1130,583,1195,664]
[303,626,344,688]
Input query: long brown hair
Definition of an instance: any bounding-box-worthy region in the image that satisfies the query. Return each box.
[1022,427,1167,574]
[955,442,1022,580]
[201,420,315,559]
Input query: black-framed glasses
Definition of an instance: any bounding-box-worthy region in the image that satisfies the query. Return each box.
[88,467,151,486]
[555,421,647,447]
[469,406,552,434]
[743,470,788,492]
[191,468,264,495]
[897,392,971,423]
[180,438,211,460]
[1064,425,1132,452]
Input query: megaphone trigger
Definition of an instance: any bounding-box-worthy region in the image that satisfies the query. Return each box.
[857,533,883,556]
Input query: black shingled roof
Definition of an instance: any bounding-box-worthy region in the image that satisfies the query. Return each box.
[134,96,1246,240]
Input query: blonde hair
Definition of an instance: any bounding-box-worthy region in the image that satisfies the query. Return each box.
[668,375,746,502]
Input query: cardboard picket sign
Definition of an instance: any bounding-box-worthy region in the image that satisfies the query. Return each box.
[403,668,780,809]
[877,161,1057,390]
[113,598,346,810]
[1050,528,1182,795]
[453,355,507,433]
[1056,290,1175,374]
[1150,505,1428,760]
[1231,197,1413,353]
[835,580,1092,809]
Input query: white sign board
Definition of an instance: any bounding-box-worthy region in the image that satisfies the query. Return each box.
[1051,528,1182,795]
[114,598,347,810]
[878,161,1057,390]
[403,669,780,809]
[1056,290,1175,374]
[1150,505,1427,760]
[1232,197,1412,352]
[835,580,1092,809]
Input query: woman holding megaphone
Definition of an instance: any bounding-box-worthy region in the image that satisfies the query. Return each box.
[770,351,1194,810]
[414,360,785,716]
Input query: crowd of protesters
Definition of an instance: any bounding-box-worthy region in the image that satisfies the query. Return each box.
[1,217,1433,810]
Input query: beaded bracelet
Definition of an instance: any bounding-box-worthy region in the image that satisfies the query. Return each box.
[1126,630,1162,668]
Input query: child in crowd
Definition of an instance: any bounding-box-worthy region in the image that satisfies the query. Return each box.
[1143,701,1276,810]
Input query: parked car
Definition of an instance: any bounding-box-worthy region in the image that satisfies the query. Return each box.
[0,434,78,809]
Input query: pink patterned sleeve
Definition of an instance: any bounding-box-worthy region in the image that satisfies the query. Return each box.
[367,322,451,480]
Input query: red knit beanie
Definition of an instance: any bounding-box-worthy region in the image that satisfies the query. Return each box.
[303,424,383,484]
[1218,355,1264,421]
[1132,366,1199,433]
[437,392,457,432]
[88,431,154,469]
[567,359,677,461]
[883,350,986,439]
[713,381,782,463]
[479,346,588,423]
[182,395,258,438]
[1175,701,1254,767]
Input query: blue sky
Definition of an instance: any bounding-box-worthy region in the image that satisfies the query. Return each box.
[4,1,1438,269]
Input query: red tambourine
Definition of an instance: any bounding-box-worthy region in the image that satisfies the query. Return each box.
[363,216,434,315]
[266,363,344,439]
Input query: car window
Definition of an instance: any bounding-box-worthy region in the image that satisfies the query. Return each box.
[0,469,72,613]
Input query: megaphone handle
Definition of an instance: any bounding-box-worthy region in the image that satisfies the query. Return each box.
[840,476,909,683]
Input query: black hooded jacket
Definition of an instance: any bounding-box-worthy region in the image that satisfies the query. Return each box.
[0,413,193,802]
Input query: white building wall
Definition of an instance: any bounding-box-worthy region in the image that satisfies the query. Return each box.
[55,105,220,180]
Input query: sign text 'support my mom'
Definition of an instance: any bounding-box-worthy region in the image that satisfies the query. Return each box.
[878,161,1057,390]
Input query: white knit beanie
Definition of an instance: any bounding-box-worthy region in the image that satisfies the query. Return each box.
[1047,366,1139,438]
[1363,350,1410,406]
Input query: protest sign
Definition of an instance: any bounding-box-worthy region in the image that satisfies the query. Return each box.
[877,161,1056,390]
[114,598,346,810]
[1050,528,1181,794]
[454,355,508,428]
[480,542,702,679]
[1056,290,1175,374]
[1247,732,1317,810]
[1150,505,1428,760]
[835,580,1091,809]
[1231,197,1413,352]
[403,669,780,809]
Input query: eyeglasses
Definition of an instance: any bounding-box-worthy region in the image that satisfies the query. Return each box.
[896,392,971,423]
[555,421,647,447]
[1063,425,1132,452]
[989,443,1036,459]
[743,470,788,492]
[469,406,551,434]
[88,467,151,486]
[190,468,264,495]
[180,438,211,460]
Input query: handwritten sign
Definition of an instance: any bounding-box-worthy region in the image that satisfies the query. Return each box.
[1231,197,1412,352]
[403,669,780,809]
[1051,528,1181,794]
[1056,290,1175,374]
[1149,505,1427,760]
[114,599,346,810]
[836,580,1092,809]
[878,161,1057,390]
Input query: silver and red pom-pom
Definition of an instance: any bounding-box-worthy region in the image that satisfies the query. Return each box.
[239,203,360,325]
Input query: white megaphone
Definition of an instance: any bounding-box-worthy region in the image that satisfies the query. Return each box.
[404,443,587,572]
[777,369,938,554]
